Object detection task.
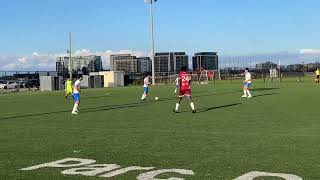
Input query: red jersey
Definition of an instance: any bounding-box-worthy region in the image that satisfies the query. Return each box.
[179,71,191,90]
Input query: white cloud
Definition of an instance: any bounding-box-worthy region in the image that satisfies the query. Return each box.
[0,49,149,71]
[74,49,91,56]
[18,57,27,63]
[32,52,40,56]
[0,53,56,71]
[2,63,17,70]
[300,49,320,55]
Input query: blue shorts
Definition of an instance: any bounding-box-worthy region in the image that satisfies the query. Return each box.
[176,85,179,89]
[73,93,80,102]
[143,87,149,94]
[244,82,252,88]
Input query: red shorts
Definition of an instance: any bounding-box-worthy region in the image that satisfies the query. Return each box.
[179,89,191,97]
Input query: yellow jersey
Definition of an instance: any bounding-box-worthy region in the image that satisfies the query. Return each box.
[66,80,72,92]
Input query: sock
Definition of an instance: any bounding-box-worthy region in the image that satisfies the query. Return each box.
[174,89,177,93]
[141,94,146,100]
[243,90,247,96]
[190,102,195,110]
[175,103,180,111]
[247,90,252,96]
[72,103,78,112]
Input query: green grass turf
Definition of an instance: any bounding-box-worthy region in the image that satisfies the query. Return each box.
[0,78,319,179]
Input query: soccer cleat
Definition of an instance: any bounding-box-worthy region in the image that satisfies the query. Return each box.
[72,111,78,115]
[173,109,178,113]
[242,95,247,98]
[247,95,252,98]
[192,109,196,113]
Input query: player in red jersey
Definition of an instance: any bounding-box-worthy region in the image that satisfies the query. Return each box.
[174,66,196,113]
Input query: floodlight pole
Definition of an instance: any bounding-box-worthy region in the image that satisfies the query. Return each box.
[68,32,72,79]
[145,0,157,85]
[278,59,281,82]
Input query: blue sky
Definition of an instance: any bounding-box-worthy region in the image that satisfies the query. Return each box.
[1,0,320,56]
[1,0,320,70]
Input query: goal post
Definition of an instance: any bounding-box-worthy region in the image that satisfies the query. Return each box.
[193,70,218,84]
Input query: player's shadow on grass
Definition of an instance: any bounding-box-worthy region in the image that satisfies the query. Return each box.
[194,91,240,98]
[76,91,240,113]
[192,91,210,94]
[197,103,242,113]
[80,103,146,113]
[81,92,279,114]
[254,92,280,97]
[0,102,144,120]
[0,92,279,120]
[252,87,280,91]
[157,90,240,102]
[81,95,110,100]
[0,110,71,120]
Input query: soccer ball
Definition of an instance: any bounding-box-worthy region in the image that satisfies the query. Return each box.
[155,97,159,101]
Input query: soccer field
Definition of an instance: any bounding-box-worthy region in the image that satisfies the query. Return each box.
[0,79,319,179]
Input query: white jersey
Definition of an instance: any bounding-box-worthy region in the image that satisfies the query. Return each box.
[143,77,149,88]
[175,77,179,86]
[73,80,81,94]
[245,72,252,83]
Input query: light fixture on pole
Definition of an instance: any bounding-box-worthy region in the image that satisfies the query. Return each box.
[144,0,157,85]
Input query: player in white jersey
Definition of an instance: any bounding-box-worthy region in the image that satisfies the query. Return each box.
[141,75,150,101]
[72,77,82,114]
[174,77,179,94]
[242,68,252,98]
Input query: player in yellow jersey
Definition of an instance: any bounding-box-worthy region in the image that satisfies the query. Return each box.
[65,79,73,99]
[315,68,320,83]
